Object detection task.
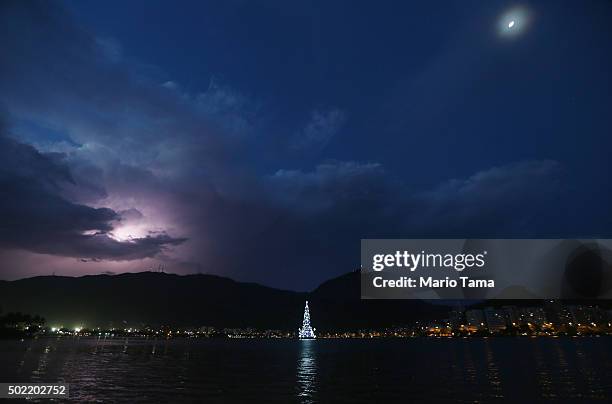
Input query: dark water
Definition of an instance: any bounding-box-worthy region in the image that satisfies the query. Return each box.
[0,337,610,403]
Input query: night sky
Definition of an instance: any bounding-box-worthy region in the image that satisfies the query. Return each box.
[1,0,611,290]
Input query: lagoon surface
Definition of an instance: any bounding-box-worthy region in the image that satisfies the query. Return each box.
[0,337,610,403]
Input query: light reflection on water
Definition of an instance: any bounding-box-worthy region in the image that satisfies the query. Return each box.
[533,337,555,399]
[296,339,317,403]
[0,337,609,403]
[484,340,503,399]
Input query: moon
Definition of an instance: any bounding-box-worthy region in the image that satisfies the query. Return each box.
[498,7,530,37]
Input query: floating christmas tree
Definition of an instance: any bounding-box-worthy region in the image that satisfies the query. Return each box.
[298,300,316,339]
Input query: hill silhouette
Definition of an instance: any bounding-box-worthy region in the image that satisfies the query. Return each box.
[0,271,447,330]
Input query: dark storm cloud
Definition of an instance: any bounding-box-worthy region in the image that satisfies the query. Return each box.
[266,159,563,235]
[0,0,260,189]
[0,134,185,261]
[0,0,218,171]
[191,159,564,288]
[410,160,564,235]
